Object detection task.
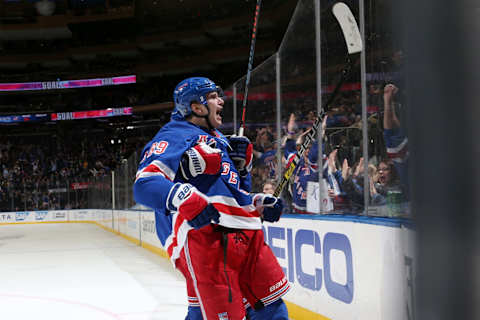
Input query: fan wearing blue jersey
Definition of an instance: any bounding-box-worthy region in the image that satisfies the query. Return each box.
[382,84,409,190]
[133,77,289,320]
[283,114,327,214]
[365,83,409,214]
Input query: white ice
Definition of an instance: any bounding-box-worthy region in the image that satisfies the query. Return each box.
[0,223,188,320]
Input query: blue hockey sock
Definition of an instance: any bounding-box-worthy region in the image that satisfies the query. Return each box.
[185,306,203,320]
[246,299,289,320]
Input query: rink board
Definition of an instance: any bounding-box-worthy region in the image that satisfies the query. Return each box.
[1,210,415,320]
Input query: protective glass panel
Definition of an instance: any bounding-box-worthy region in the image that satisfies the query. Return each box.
[125,152,139,209]
[234,54,277,193]
[1,162,97,212]
[317,0,364,215]
[365,0,409,218]
[88,175,112,209]
[219,84,235,135]
[39,0,410,220]
[278,0,318,214]
[113,151,139,210]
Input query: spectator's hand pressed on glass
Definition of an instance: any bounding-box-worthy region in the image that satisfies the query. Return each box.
[383,83,398,104]
[369,178,378,196]
[321,115,328,138]
[328,149,338,173]
[353,157,364,177]
[341,158,350,181]
[287,113,297,137]
[295,127,313,148]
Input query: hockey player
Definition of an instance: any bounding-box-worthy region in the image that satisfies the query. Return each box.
[133,77,290,320]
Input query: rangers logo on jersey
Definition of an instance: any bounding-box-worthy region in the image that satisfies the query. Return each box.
[197,135,217,147]
[217,312,229,320]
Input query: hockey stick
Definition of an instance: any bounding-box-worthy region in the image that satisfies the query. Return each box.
[238,0,262,137]
[273,2,363,198]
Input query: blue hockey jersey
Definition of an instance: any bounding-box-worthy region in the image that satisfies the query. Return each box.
[384,127,409,197]
[284,139,320,213]
[133,119,261,262]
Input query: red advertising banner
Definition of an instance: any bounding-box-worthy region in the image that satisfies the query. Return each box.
[70,182,89,190]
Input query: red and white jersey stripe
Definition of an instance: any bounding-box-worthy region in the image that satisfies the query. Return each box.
[135,159,176,182]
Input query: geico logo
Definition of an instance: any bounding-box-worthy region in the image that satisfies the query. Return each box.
[265,226,354,304]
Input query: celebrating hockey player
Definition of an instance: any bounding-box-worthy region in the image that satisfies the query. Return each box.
[133,77,289,320]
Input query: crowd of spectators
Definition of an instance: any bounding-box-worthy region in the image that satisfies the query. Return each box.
[247,77,409,217]
[0,133,143,212]
[0,42,408,218]
[0,77,409,218]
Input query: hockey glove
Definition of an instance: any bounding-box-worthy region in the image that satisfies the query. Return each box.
[179,142,222,181]
[227,135,253,176]
[253,193,284,223]
[166,183,220,229]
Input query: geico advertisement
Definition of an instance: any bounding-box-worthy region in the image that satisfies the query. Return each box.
[263,216,415,320]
